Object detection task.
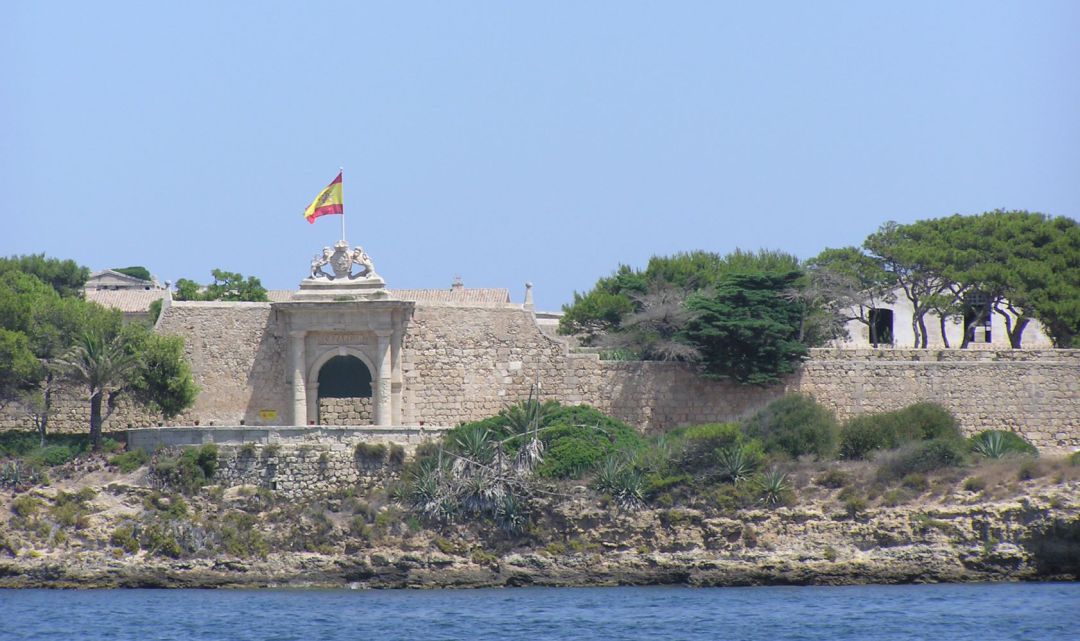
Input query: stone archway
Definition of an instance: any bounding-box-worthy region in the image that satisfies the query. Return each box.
[316,355,373,425]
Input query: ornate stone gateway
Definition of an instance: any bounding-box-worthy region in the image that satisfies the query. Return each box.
[273,241,414,426]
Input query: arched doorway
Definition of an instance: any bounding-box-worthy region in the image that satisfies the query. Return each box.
[316,355,373,425]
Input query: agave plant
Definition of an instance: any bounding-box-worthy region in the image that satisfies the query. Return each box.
[971,431,1007,459]
[755,467,791,507]
[454,425,495,465]
[716,445,757,484]
[593,453,645,510]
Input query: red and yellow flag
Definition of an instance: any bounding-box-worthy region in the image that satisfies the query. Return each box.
[303,172,343,223]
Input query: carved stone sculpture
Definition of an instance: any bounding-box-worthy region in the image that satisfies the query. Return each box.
[306,241,378,281]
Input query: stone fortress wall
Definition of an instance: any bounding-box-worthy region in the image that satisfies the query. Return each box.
[4,298,1078,453]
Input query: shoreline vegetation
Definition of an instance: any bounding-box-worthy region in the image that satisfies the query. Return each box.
[2,398,1078,590]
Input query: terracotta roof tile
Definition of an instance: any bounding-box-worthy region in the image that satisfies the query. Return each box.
[84,289,166,313]
[390,288,511,304]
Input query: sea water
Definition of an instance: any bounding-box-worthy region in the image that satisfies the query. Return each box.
[1,583,1077,640]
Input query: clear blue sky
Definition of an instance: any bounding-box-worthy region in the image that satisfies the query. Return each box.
[4,1,1078,311]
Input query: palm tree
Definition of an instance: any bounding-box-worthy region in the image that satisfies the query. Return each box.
[55,331,137,451]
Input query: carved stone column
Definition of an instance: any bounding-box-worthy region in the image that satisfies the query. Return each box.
[391,326,403,424]
[374,330,393,426]
[289,330,307,426]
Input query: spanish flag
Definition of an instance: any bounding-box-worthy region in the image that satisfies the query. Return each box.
[303,172,343,223]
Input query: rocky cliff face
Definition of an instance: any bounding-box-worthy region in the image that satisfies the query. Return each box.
[1,457,1077,589]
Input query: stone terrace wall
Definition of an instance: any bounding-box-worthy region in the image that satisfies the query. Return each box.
[215,443,401,500]
[155,302,289,426]
[5,299,1079,454]
[403,305,787,432]
[403,306,1080,450]
[794,349,1080,452]
[318,397,373,425]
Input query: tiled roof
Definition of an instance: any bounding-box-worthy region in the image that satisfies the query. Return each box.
[266,290,294,302]
[390,288,512,304]
[89,288,514,312]
[84,289,166,313]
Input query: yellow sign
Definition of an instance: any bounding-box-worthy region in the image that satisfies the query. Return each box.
[258,410,278,421]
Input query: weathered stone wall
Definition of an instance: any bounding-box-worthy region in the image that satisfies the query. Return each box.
[4,299,1079,454]
[155,302,289,426]
[794,349,1080,451]
[402,305,787,432]
[318,397,373,425]
[215,443,401,499]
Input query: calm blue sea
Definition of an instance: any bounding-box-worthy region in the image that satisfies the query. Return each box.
[1,583,1077,641]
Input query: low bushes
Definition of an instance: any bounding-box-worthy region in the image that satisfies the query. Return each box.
[743,394,839,459]
[151,444,218,494]
[876,438,967,482]
[839,403,962,460]
[109,448,149,473]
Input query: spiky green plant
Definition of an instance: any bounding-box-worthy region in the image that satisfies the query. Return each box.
[755,468,791,507]
[716,445,757,484]
[971,431,1007,459]
[593,453,645,510]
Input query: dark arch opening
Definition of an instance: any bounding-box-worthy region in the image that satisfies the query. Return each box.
[317,355,373,398]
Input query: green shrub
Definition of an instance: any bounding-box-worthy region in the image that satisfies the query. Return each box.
[11,494,42,518]
[963,476,987,492]
[1070,451,1080,467]
[840,403,962,459]
[109,448,149,473]
[144,492,189,519]
[110,524,140,554]
[670,422,744,470]
[816,469,850,489]
[843,494,868,519]
[531,405,643,478]
[218,512,268,558]
[388,444,406,465]
[743,394,839,459]
[838,415,888,460]
[355,442,387,461]
[876,438,967,482]
[24,444,79,467]
[141,523,182,558]
[151,444,218,494]
[969,430,1038,459]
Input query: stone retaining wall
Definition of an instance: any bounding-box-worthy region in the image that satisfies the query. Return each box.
[213,442,402,499]
[318,397,373,425]
[794,349,1080,451]
[3,302,1078,454]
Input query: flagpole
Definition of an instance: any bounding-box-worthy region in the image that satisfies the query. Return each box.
[339,166,345,243]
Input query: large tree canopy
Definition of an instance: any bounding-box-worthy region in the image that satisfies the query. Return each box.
[559,250,821,384]
[684,271,809,385]
[174,268,268,302]
[0,258,197,449]
[0,254,89,299]
[860,211,1080,348]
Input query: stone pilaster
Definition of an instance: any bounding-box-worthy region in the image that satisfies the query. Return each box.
[374,330,393,426]
[289,330,307,426]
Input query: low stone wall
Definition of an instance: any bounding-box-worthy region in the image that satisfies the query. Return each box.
[318,397,373,425]
[130,425,450,499]
[795,349,1080,452]
[214,442,401,499]
[4,301,1079,455]
[127,425,449,451]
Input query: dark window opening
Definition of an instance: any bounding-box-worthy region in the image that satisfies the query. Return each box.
[317,355,373,398]
[868,308,894,346]
[963,292,992,344]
